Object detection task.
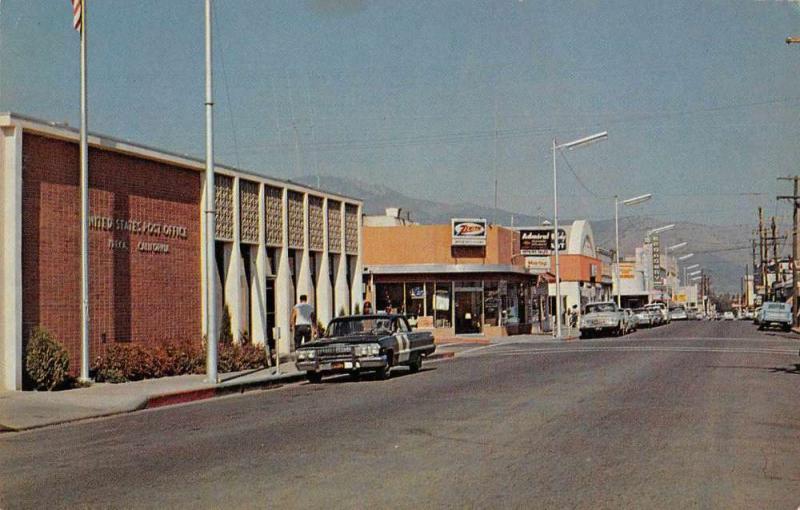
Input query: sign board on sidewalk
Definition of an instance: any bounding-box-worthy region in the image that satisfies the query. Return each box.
[525,256,551,273]
[519,228,566,255]
[452,218,487,246]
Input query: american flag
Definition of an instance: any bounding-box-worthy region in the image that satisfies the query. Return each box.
[70,0,82,32]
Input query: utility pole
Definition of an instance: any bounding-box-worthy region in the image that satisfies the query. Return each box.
[759,207,766,301]
[778,176,800,326]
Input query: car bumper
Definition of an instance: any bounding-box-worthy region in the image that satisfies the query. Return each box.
[296,355,388,373]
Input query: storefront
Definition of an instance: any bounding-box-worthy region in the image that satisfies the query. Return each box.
[363,220,549,339]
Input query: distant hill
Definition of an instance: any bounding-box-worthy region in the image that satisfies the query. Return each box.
[296,175,751,292]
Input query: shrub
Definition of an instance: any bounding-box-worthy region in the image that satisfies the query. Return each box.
[25,327,70,391]
[93,343,155,383]
[219,307,233,344]
[339,306,346,317]
[354,303,361,315]
[218,342,269,373]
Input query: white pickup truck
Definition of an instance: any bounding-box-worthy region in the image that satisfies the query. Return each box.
[580,302,626,338]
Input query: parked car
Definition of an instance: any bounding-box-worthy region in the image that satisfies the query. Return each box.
[634,307,655,327]
[580,302,626,338]
[670,306,688,321]
[295,314,435,383]
[645,303,670,325]
[722,311,735,321]
[757,302,793,332]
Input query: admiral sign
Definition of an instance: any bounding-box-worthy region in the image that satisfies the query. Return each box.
[519,228,566,256]
[452,218,488,246]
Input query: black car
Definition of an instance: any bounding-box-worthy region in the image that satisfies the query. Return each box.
[295,314,436,383]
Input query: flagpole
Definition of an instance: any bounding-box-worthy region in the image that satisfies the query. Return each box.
[79,0,90,382]
[205,0,218,383]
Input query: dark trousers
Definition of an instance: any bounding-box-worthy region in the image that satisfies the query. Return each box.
[294,325,312,349]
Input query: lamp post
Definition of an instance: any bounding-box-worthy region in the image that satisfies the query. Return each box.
[684,263,700,285]
[552,131,608,339]
[614,193,652,307]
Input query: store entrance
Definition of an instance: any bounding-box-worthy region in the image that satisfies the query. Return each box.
[454,290,482,335]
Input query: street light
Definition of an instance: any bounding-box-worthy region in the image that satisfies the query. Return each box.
[647,224,675,236]
[684,264,700,284]
[678,253,694,261]
[614,193,653,307]
[689,270,702,276]
[552,130,608,339]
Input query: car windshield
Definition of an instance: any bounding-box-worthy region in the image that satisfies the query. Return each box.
[324,317,393,337]
[585,303,617,313]
[766,303,788,311]
[635,309,647,313]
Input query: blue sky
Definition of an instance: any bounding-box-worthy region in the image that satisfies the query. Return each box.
[2,0,800,229]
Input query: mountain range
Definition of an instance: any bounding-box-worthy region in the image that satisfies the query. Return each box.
[295,175,752,293]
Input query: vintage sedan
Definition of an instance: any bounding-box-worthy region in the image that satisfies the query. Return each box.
[295,314,436,383]
[580,302,626,338]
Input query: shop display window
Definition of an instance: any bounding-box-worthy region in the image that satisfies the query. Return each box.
[434,282,452,328]
[376,283,404,314]
[406,282,426,317]
[484,281,499,326]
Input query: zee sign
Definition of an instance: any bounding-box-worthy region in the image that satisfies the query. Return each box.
[452,218,488,246]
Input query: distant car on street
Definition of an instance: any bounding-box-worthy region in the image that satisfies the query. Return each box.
[634,308,655,327]
[722,311,735,321]
[670,306,688,321]
[757,302,792,332]
[580,302,626,338]
[645,303,670,325]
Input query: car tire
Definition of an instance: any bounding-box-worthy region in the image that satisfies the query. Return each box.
[409,354,422,373]
[376,364,391,380]
[581,331,591,339]
[306,371,322,384]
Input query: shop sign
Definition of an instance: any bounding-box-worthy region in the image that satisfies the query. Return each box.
[619,262,636,279]
[524,257,551,273]
[452,218,487,246]
[409,286,425,299]
[519,228,566,255]
[675,293,687,303]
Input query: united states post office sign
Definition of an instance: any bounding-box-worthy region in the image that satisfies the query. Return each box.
[452,218,487,246]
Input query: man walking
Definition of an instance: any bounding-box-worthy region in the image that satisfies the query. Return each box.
[291,294,316,350]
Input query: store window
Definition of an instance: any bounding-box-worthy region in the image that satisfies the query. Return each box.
[434,282,452,328]
[484,281,499,326]
[376,283,404,314]
[406,282,425,317]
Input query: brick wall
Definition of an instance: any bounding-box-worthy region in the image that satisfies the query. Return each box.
[21,134,202,374]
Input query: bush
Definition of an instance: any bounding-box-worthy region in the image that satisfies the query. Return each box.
[25,327,70,391]
[354,303,361,315]
[218,342,269,373]
[219,307,233,344]
[93,339,267,383]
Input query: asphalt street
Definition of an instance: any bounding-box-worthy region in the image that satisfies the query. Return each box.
[2,320,800,509]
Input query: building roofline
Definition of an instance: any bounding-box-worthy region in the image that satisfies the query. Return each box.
[0,111,361,204]
[363,263,531,276]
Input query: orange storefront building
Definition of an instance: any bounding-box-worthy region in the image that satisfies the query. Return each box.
[363,221,550,338]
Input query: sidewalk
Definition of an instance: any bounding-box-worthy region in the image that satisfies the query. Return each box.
[0,360,303,432]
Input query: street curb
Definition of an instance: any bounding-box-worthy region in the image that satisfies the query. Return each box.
[145,372,307,409]
[426,351,456,361]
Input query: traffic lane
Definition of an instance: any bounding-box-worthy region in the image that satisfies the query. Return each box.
[3,343,800,509]
[624,317,798,342]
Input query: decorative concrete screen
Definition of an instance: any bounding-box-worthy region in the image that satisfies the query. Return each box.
[214,174,234,241]
[288,190,304,249]
[345,203,359,255]
[264,185,283,246]
[328,200,342,253]
[308,195,324,251]
[239,179,259,244]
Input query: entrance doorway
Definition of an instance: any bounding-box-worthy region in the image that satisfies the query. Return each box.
[455,290,482,334]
